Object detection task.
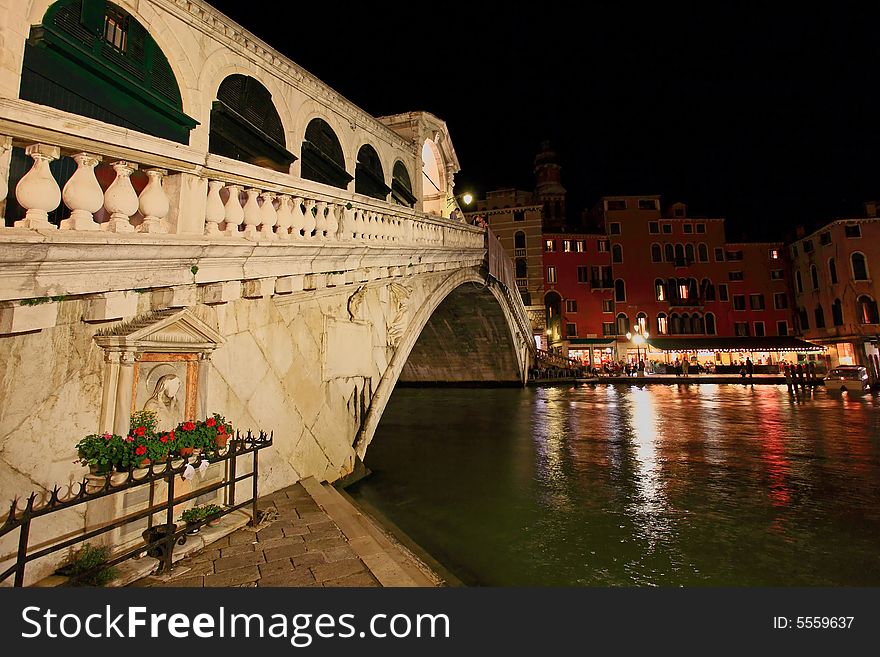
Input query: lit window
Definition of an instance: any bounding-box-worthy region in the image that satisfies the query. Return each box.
[636,314,648,334]
[103,6,129,52]
[678,283,689,300]
[657,314,668,335]
[602,299,614,313]
[576,240,586,252]
[545,239,556,252]
[769,248,780,259]
[563,240,573,252]
[547,266,557,283]
[655,280,666,301]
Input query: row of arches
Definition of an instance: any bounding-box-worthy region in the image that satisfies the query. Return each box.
[799,296,879,330]
[616,312,717,336]
[795,253,870,294]
[649,242,710,265]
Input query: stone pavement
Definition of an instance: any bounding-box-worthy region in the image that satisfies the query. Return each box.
[133,478,441,588]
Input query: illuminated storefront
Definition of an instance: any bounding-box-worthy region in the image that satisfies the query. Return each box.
[645,336,826,373]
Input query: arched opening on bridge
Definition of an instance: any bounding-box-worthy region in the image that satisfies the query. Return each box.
[398,283,523,385]
[421,139,446,216]
[302,118,353,189]
[210,74,295,173]
[544,291,562,345]
[355,144,390,200]
[390,161,416,207]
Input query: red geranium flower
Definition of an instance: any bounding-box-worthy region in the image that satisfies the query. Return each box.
[218,424,227,434]
[160,435,168,444]
[134,426,146,437]
[183,421,195,431]
[135,445,147,456]
[169,431,175,441]
[206,417,216,427]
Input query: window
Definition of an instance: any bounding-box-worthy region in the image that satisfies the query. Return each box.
[803,239,814,253]
[726,250,743,261]
[670,314,682,334]
[545,239,557,252]
[598,240,610,252]
[657,313,668,335]
[702,279,716,301]
[566,323,578,337]
[845,224,862,238]
[575,240,586,252]
[514,231,526,256]
[674,207,686,217]
[734,322,750,337]
[546,266,557,283]
[602,299,614,313]
[614,279,626,302]
[770,269,784,280]
[103,4,129,52]
[795,271,803,293]
[714,247,725,261]
[651,243,662,263]
[602,322,616,336]
[606,200,626,211]
[565,300,578,313]
[852,252,869,280]
[685,243,695,263]
[515,259,527,279]
[769,248,780,259]
[819,232,831,246]
[675,243,685,263]
[563,240,573,252]
[733,295,746,310]
[636,313,648,334]
[829,258,838,284]
[810,265,819,290]
[718,284,729,301]
[692,313,704,334]
[662,223,673,234]
[857,295,879,324]
[302,118,349,186]
[705,313,716,335]
[696,223,706,234]
[664,244,675,262]
[749,293,765,310]
[591,266,613,288]
[754,321,766,337]
[609,223,622,235]
[513,210,525,222]
[649,221,660,234]
[638,199,657,210]
[798,308,810,331]
[814,305,825,329]
[577,266,589,283]
[612,244,623,263]
[728,271,744,281]
[774,293,788,310]
[616,313,630,335]
[777,321,789,336]
[683,223,693,234]
[791,245,799,257]
[832,299,843,326]
[698,243,709,263]
[655,279,666,301]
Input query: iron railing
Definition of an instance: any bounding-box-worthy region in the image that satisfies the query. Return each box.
[0,429,272,587]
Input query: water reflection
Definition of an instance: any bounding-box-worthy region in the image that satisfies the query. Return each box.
[349,384,880,586]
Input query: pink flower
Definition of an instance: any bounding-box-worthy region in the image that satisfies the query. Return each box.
[125,435,134,443]
[103,433,112,441]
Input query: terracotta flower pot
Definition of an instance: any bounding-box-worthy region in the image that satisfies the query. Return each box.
[215,433,228,448]
[178,447,194,457]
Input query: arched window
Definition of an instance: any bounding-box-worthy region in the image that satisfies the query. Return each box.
[689,278,699,300]
[832,298,844,326]
[810,265,819,290]
[616,313,630,335]
[636,312,648,334]
[815,305,826,329]
[211,74,294,172]
[651,243,662,263]
[701,278,715,302]
[829,258,838,285]
[391,161,416,207]
[857,295,879,324]
[698,243,709,263]
[615,279,626,302]
[692,313,704,334]
[515,258,527,278]
[852,252,869,281]
[657,313,668,335]
[685,243,695,263]
[302,118,352,189]
[675,243,685,263]
[796,270,804,294]
[655,279,666,301]
[514,231,526,249]
[670,313,682,334]
[355,144,389,200]
[612,244,623,263]
[664,244,675,262]
[681,313,692,334]
[705,312,716,335]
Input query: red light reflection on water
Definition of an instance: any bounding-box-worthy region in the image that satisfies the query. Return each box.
[756,397,791,509]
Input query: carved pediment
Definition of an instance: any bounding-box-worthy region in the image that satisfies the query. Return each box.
[94,308,225,353]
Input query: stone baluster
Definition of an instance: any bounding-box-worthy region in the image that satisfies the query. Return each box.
[60,152,102,231]
[403,217,414,245]
[302,199,317,239]
[223,184,244,236]
[377,213,388,241]
[137,168,170,233]
[356,209,367,240]
[259,191,278,240]
[0,140,9,205]
[14,144,61,230]
[276,195,293,239]
[103,161,139,233]
[290,196,305,239]
[326,203,340,240]
[314,201,328,240]
[204,180,225,235]
[242,187,261,239]
[340,204,355,241]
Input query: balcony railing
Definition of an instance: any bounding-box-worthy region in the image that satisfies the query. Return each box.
[591,278,614,289]
[514,248,526,257]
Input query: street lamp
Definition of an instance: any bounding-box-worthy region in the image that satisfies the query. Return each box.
[626,330,649,365]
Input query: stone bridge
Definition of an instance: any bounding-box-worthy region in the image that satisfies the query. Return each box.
[0,0,534,518]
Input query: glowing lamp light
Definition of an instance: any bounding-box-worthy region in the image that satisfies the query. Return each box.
[462,192,474,206]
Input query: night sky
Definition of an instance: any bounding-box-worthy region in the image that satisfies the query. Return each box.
[205,2,880,242]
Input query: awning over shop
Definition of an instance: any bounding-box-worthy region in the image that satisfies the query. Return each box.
[646,336,825,352]
[567,338,617,346]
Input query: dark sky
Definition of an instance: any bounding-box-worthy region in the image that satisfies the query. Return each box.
[205,2,880,241]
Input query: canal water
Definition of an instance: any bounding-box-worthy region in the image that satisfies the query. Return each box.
[347,384,880,586]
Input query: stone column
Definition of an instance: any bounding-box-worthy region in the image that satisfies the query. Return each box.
[113,351,136,436]
[100,351,121,434]
[197,352,212,419]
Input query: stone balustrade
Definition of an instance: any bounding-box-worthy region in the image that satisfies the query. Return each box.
[0,134,483,251]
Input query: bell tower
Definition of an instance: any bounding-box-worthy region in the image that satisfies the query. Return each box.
[534,141,567,231]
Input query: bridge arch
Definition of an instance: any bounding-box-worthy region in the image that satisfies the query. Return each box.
[354,269,529,460]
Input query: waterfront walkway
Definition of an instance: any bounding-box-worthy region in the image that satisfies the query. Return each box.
[133,478,441,588]
[531,373,816,385]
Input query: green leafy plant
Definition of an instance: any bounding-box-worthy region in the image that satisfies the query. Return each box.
[174,414,233,451]
[57,543,117,586]
[75,433,129,473]
[179,503,222,524]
